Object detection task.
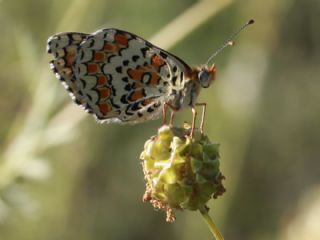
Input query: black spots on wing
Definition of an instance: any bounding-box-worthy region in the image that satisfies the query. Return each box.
[123,96,160,118]
[159,51,168,59]
[122,77,129,83]
[147,107,154,113]
[132,55,140,62]
[125,105,135,116]
[172,76,177,86]
[146,102,161,113]
[172,66,177,73]
[145,41,153,48]
[102,31,108,39]
[74,98,82,105]
[116,66,122,73]
[121,94,129,104]
[179,72,184,84]
[124,83,131,91]
[66,34,74,45]
[131,102,141,111]
[124,82,142,91]
[140,47,148,57]
[122,60,129,66]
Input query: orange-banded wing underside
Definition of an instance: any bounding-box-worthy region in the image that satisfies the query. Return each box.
[47,28,191,123]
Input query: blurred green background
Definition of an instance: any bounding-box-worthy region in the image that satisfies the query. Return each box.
[0,0,319,239]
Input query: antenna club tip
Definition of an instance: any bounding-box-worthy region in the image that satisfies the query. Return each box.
[248,19,255,25]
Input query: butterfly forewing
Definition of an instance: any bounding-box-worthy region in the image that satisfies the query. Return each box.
[47,28,191,123]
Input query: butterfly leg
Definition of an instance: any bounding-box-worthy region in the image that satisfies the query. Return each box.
[162,104,168,125]
[162,102,178,126]
[169,111,175,126]
[190,107,197,137]
[195,103,207,134]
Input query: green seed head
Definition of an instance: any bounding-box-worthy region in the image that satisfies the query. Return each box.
[141,125,225,222]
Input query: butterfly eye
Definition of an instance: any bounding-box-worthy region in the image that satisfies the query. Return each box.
[198,70,211,88]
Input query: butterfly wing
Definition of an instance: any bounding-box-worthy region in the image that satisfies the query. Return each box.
[47,28,191,123]
[47,32,89,101]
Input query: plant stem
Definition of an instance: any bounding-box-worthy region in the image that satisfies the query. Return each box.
[199,207,224,240]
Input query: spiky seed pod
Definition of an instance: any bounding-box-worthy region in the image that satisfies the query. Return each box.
[140,124,225,222]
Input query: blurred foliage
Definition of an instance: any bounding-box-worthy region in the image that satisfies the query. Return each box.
[0,0,319,239]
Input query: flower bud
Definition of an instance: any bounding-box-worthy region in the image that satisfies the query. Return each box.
[141,125,225,222]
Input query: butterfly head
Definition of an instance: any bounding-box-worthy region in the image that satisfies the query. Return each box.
[197,65,216,88]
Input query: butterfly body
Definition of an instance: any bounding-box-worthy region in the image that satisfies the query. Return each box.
[47,28,216,124]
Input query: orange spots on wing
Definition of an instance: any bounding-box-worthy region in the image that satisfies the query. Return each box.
[99,88,111,99]
[104,43,114,51]
[130,90,145,101]
[151,55,165,68]
[132,82,142,89]
[149,72,159,86]
[143,98,153,106]
[128,68,143,82]
[128,67,160,86]
[66,52,75,66]
[94,52,105,61]
[99,103,112,115]
[87,63,99,73]
[97,75,107,85]
[115,34,128,46]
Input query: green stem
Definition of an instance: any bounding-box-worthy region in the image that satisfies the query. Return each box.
[199,207,224,240]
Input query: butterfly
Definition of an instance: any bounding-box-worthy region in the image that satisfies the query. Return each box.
[47,20,254,136]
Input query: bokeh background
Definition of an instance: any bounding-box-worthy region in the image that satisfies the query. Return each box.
[0,0,319,239]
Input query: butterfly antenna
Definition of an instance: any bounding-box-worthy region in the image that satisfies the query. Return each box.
[205,19,255,66]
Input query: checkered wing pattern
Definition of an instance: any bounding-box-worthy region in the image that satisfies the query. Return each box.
[47,29,191,123]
